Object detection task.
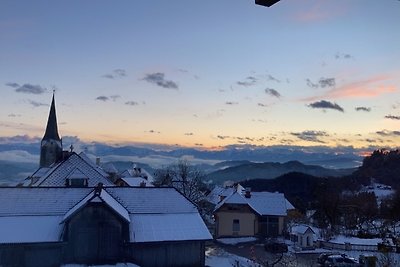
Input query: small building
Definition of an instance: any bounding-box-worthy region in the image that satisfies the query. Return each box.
[213,189,294,238]
[116,165,154,187]
[0,185,212,267]
[290,225,316,250]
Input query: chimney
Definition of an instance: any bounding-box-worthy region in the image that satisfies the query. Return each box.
[245,187,251,198]
[96,157,101,166]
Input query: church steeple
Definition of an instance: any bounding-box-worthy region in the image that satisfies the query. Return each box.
[40,92,63,167]
[43,93,60,141]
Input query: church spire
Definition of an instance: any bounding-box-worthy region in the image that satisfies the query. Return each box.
[40,92,63,168]
[43,92,60,141]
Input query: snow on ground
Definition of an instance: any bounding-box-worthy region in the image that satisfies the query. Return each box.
[330,235,391,246]
[205,246,259,267]
[216,237,258,245]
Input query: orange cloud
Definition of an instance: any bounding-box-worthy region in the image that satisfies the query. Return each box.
[302,75,397,101]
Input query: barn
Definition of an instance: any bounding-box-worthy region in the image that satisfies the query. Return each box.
[0,185,212,267]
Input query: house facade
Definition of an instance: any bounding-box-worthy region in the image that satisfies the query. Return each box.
[290,225,316,250]
[0,185,211,267]
[213,189,293,238]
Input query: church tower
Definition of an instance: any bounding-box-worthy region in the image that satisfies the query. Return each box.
[40,93,63,167]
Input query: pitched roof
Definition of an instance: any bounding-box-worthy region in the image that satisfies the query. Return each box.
[42,94,60,141]
[130,213,212,242]
[0,186,210,244]
[32,152,113,187]
[291,224,315,235]
[215,191,291,216]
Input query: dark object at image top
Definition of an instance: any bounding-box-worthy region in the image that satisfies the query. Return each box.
[255,0,281,7]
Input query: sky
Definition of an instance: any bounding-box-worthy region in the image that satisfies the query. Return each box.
[1,0,400,150]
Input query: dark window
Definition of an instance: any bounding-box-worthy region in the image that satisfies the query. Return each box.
[233,219,240,232]
[67,178,88,187]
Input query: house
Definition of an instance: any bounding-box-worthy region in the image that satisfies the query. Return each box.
[115,165,154,187]
[290,224,316,250]
[213,188,294,238]
[0,185,212,267]
[22,151,114,187]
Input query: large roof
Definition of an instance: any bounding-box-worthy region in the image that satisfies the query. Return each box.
[215,191,292,216]
[30,152,113,187]
[0,186,210,244]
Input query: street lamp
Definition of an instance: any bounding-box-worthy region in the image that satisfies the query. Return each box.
[255,0,280,7]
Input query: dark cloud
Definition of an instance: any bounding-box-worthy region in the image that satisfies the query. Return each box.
[101,74,114,79]
[355,107,371,112]
[147,130,161,134]
[102,69,127,79]
[306,79,318,88]
[308,100,344,112]
[184,133,194,136]
[258,103,268,107]
[143,72,178,89]
[306,78,335,88]
[237,76,257,87]
[5,82,19,88]
[217,135,230,140]
[8,113,20,117]
[265,88,281,98]
[194,143,203,146]
[7,83,47,94]
[266,74,280,83]
[291,130,329,143]
[28,100,48,107]
[318,77,335,88]
[125,101,139,106]
[225,101,239,105]
[385,115,400,120]
[95,96,109,101]
[335,52,353,59]
[376,130,400,136]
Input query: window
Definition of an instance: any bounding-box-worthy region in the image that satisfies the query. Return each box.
[66,178,88,187]
[233,219,240,232]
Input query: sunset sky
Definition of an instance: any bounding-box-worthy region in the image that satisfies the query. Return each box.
[1,0,400,150]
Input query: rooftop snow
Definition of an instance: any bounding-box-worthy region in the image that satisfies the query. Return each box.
[0,216,63,244]
[130,213,212,242]
[33,152,113,187]
[215,191,290,216]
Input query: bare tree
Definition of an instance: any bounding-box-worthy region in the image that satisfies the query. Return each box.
[154,160,206,204]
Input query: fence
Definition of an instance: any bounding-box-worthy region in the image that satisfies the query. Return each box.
[317,240,381,252]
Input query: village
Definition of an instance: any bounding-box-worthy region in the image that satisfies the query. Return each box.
[1,94,400,267]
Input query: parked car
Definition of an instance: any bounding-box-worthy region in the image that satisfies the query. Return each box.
[264,240,288,253]
[324,254,360,267]
[317,253,342,265]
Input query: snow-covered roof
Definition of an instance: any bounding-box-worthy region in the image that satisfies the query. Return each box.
[62,189,130,223]
[121,177,153,187]
[0,216,63,244]
[206,186,237,205]
[31,152,113,187]
[130,213,212,242]
[106,187,198,214]
[291,225,315,235]
[0,186,208,244]
[215,191,291,216]
[120,167,154,183]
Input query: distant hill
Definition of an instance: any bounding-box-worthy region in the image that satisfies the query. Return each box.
[351,149,400,189]
[206,160,354,184]
[0,160,37,186]
[240,172,327,211]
